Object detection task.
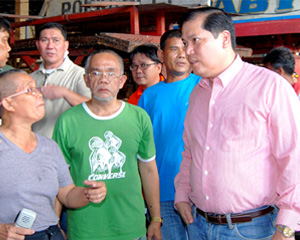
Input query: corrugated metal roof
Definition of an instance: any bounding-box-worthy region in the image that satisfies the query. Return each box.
[97,33,252,56]
[97,32,160,52]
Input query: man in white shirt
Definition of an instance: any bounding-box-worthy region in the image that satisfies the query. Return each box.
[31,22,91,138]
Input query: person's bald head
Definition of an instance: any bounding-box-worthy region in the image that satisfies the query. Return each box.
[0,69,27,117]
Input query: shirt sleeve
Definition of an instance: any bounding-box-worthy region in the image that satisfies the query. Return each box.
[137,109,156,162]
[174,124,193,205]
[54,143,73,188]
[268,78,300,230]
[52,115,72,166]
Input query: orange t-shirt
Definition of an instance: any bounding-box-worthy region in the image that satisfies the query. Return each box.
[128,85,143,105]
[128,75,165,105]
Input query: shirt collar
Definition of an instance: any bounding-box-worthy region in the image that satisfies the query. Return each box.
[199,54,243,89]
[37,56,71,74]
[218,54,243,88]
[136,85,144,97]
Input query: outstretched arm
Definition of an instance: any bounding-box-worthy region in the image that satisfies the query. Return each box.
[57,180,106,209]
[138,160,161,240]
[42,84,90,106]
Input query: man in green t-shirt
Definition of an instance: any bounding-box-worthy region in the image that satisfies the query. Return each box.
[53,49,162,240]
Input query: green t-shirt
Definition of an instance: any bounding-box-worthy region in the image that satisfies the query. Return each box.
[53,101,155,240]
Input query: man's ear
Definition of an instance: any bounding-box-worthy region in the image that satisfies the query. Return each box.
[158,49,164,63]
[119,75,127,89]
[276,67,285,76]
[84,74,90,88]
[221,30,231,49]
[1,98,15,113]
[156,62,162,74]
[36,40,40,52]
[64,40,69,51]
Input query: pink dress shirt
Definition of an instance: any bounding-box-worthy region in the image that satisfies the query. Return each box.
[175,55,300,230]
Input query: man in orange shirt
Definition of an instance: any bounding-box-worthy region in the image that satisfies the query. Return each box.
[128,44,163,105]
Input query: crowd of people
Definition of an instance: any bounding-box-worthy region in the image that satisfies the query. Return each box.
[0,6,300,240]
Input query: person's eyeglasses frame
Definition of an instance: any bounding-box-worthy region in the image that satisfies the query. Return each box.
[129,62,158,71]
[6,87,43,98]
[88,71,122,81]
[0,87,43,107]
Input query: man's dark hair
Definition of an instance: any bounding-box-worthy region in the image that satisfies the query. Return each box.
[263,46,295,75]
[129,44,160,65]
[0,17,11,36]
[180,7,236,50]
[37,22,67,40]
[160,29,182,50]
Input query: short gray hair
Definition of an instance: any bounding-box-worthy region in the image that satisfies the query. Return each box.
[85,49,124,75]
[0,69,27,117]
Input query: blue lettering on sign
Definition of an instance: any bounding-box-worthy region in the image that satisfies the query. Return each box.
[214,0,294,14]
[214,0,237,13]
[277,0,293,12]
[239,0,268,14]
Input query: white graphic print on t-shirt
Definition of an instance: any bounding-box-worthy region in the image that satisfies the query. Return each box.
[88,131,126,180]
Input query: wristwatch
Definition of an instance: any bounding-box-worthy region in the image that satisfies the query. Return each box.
[150,217,163,225]
[276,225,295,237]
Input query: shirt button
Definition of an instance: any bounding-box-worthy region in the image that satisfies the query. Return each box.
[210,123,213,128]
[206,146,210,151]
[211,100,215,105]
[204,170,208,175]
[206,196,209,200]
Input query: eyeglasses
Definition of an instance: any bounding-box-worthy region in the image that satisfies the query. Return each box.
[6,87,43,99]
[0,87,43,106]
[129,63,158,71]
[88,71,121,81]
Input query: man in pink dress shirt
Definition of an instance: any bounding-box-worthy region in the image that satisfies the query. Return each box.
[175,7,300,240]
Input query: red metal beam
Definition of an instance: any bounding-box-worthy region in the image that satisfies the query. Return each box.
[10,27,15,45]
[70,48,95,65]
[81,1,139,7]
[19,55,39,71]
[11,6,135,28]
[235,18,300,37]
[130,6,139,34]
[10,50,40,56]
[156,10,165,36]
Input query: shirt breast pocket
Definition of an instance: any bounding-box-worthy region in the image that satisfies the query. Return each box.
[219,104,266,153]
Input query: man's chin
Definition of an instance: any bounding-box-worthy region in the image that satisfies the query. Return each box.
[93,95,114,103]
[0,61,6,68]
